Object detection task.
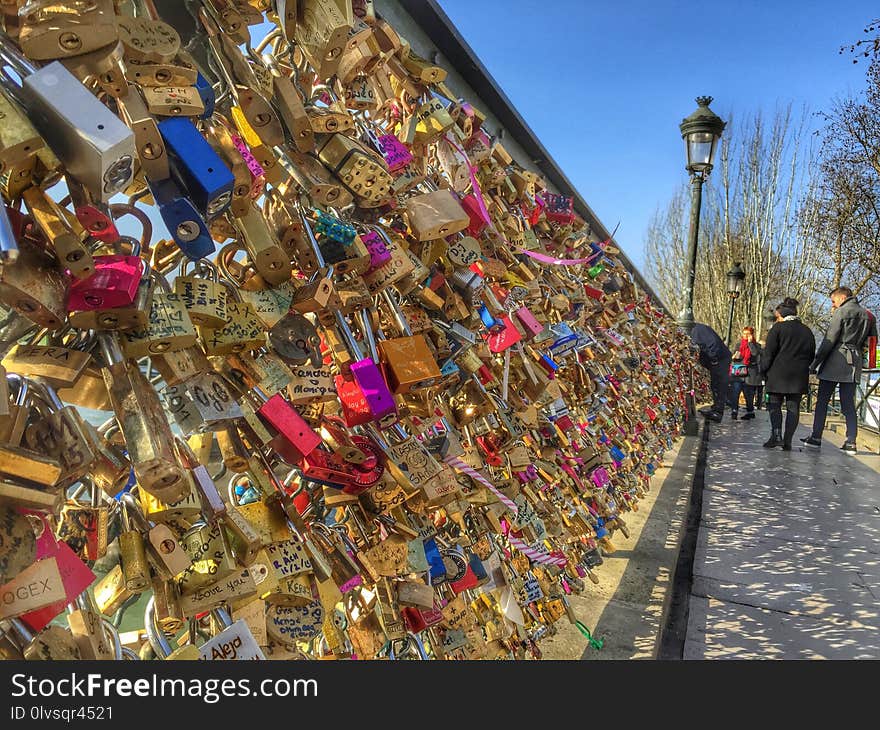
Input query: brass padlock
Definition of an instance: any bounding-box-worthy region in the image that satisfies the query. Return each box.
[99,333,189,504]
[405,189,470,241]
[18,0,118,61]
[0,235,68,330]
[121,273,198,358]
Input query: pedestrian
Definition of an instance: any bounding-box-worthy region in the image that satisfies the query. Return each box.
[755,339,766,409]
[759,298,816,450]
[802,286,878,455]
[729,326,762,420]
[689,322,732,423]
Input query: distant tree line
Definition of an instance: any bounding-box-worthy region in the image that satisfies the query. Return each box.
[646,20,880,341]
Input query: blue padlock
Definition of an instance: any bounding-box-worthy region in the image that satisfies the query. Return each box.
[440,359,460,377]
[195,72,215,118]
[468,553,488,582]
[609,445,626,462]
[313,209,356,245]
[478,303,505,333]
[535,350,559,373]
[149,177,215,260]
[424,538,447,584]
[158,117,234,220]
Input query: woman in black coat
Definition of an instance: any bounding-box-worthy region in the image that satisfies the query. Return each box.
[759,298,816,449]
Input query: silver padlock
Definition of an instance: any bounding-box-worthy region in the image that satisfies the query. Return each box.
[0,36,135,202]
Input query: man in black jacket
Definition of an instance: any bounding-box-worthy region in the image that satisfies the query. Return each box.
[803,287,877,454]
[690,322,732,422]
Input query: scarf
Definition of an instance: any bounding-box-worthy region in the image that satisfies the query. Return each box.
[738,338,752,366]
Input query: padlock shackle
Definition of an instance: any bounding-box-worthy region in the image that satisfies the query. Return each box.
[98,333,125,368]
[333,311,364,359]
[25,377,65,411]
[357,309,380,362]
[210,607,233,630]
[0,34,36,78]
[380,289,412,337]
[295,203,327,268]
[144,596,174,658]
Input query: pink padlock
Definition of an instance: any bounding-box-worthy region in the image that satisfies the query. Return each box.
[68,255,144,311]
[514,305,545,338]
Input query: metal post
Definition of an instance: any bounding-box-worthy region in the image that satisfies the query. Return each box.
[725,295,736,346]
[677,173,704,332]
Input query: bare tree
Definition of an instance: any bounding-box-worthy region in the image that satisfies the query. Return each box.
[801,81,880,315]
[646,107,823,342]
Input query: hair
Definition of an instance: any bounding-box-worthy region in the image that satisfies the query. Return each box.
[830,286,853,298]
[775,297,799,317]
[742,325,755,335]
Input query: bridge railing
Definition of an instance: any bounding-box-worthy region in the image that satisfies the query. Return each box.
[801,368,880,452]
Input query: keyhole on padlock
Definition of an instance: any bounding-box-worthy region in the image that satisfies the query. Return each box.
[84,294,103,307]
[142,143,161,160]
[159,539,176,555]
[58,32,82,51]
[177,222,199,241]
[254,113,271,127]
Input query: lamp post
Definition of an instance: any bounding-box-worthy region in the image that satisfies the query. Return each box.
[677,96,726,333]
[724,262,746,345]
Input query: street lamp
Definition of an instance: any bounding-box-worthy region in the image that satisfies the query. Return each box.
[677,96,726,332]
[724,262,746,344]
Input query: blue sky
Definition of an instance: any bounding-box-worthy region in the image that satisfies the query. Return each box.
[436,0,877,273]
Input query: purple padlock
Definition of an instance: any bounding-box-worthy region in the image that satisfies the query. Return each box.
[377,133,414,172]
[336,309,397,426]
[355,310,397,425]
[351,357,397,425]
[361,229,392,273]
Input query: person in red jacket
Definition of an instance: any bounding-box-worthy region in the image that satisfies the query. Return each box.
[729,326,762,420]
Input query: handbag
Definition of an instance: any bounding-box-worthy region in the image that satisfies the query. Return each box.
[730,363,748,377]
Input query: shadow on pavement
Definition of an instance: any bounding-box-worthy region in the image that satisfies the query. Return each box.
[684,412,880,659]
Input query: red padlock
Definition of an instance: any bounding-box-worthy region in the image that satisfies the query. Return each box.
[484,315,522,353]
[67,255,144,312]
[256,391,323,464]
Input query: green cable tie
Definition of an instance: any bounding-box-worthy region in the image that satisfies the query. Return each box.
[576,621,604,650]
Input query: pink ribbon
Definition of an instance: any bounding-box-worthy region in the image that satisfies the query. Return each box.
[444,459,568,568]
[507,532,568,567]
[444,455,519,514]
[515,248,605,266]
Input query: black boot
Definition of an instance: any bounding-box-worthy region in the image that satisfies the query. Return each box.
[763,429,782,448]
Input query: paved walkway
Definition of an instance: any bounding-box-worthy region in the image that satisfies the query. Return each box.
[686,410,880,659]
